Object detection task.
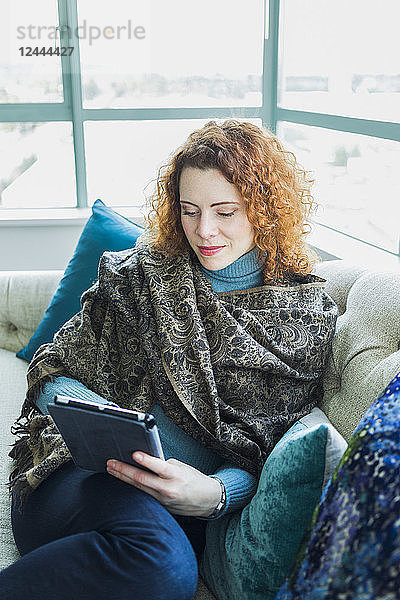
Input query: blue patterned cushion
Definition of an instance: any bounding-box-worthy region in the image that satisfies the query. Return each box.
[275,371,400,600]
[200,410,347,600]
[17,200,144,362]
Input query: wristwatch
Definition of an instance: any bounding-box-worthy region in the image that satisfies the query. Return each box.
[202,476,227,520]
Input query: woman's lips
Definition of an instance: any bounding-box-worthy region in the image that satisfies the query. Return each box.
[198,246,225,256]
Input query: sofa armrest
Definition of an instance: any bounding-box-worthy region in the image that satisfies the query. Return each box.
[0,270,63,353]
[315,260,400,442]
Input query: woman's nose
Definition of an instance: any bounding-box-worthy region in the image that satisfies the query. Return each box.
[196,214,219,239]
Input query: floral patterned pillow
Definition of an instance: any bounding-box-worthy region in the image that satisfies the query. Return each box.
[275,371,400,600]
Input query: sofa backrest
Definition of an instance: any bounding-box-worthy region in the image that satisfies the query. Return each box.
[0,270,63,354]
[315,260,400,441]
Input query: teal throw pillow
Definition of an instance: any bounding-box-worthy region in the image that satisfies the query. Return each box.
[274,371,400,600]
[200,408,347,600]
[17,199,144,362]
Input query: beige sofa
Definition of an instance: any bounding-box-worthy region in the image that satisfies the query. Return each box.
[1,261,400,599]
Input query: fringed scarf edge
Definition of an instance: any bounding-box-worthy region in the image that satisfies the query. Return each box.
[8,374,56,511]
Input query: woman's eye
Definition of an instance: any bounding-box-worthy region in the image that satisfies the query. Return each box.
[182,210,235,217]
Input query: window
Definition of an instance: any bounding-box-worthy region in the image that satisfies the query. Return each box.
[0,122,76,208]
[2,0,63,103]
[78,1,263,110]
[277,122,400,254]
[277,0,400,256]
[278,0,400,123]
[0,0,75,209]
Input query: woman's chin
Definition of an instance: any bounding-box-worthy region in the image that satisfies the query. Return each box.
[198,254,232,271]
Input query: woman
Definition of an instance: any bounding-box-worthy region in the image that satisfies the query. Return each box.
[3,120,337,600]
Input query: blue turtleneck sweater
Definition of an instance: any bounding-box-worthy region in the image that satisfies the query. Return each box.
[36,246,264,517]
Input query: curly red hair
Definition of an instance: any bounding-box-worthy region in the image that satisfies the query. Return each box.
[144,119,318,282]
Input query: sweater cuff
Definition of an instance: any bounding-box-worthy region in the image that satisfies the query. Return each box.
[36,376,117,415]
[209,464,258,519]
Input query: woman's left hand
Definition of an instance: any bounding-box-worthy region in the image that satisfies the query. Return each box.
[106,452,222,517]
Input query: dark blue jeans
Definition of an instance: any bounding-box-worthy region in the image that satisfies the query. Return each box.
[1,461,204,600]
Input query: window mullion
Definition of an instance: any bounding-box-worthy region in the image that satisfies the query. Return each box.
[262,0,280,133]
[276,107,400,143]
[0,103,70,122]
[58,0,88,208]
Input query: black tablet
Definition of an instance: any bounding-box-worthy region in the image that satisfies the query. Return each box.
[48,395,164,473]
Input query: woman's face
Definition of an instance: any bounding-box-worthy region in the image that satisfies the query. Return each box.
[179,167,255,271]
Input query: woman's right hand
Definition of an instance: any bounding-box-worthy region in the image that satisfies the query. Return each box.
[107,452,222,517]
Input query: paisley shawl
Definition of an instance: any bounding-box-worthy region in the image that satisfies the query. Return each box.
[9,233,338,507]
